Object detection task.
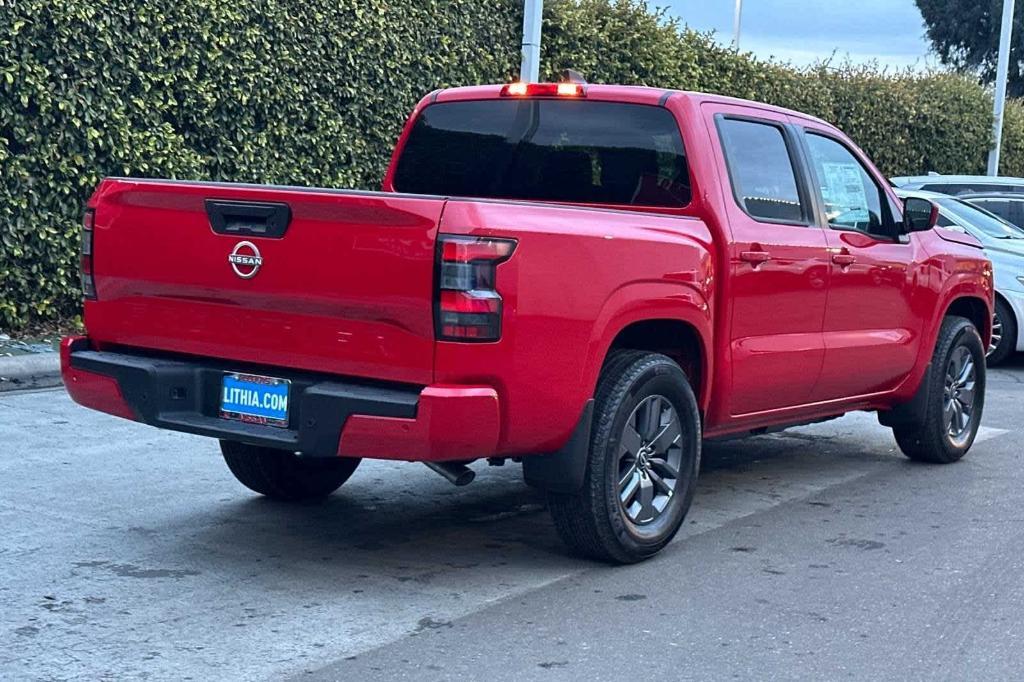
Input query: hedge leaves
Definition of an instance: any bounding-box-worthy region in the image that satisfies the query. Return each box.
[0,0,1015,330]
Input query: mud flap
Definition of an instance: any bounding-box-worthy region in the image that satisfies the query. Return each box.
[522,400,594,494]
[878,362,932,428]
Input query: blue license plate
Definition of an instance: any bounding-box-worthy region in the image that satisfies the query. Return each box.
[220,373,290,428]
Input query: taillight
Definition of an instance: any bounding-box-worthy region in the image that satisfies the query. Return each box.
[436,236,516,342]
[81,208,96,300]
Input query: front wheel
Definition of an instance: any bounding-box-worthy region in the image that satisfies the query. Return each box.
[547,351,702,564]
[893,316,986,464]
[220,441,361,501]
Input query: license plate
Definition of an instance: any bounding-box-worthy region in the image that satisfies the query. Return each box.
[220,373,290,428]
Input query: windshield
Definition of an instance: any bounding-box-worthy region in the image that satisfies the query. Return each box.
[936,197,1024,239]
[393,99,691,207]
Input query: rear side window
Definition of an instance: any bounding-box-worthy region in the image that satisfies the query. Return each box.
[393,99,691,207]
[717,118,804,223]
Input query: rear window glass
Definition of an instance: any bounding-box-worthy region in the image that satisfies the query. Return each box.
[393,99,691,208]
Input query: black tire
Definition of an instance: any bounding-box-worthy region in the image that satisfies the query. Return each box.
[987,297,1017,366]
[220,440,360,501]
[547,351,702,564]
[893,316,986,464]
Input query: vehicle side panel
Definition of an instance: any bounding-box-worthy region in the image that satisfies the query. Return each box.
[433,199,714,456]
[912,230,994,386]
[696,102,831,417]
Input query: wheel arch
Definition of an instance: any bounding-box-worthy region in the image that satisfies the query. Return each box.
[604,318,709,414]
[582,281,713,409]
[993,290,1017,327]
[526,293,712,496]
[944,295,992,348]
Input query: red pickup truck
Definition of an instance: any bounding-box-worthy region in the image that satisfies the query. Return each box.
[63,83,993,563]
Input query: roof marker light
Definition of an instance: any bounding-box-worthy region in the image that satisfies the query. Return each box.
[506,82,529,96]
[556,82,583,96]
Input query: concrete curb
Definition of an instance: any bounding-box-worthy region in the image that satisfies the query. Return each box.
[0,353,62,393]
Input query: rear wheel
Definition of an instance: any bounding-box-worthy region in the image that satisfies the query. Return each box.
[987,297,1017,366]
[893,316,985,464]
[220,441,360,501]
[547,351,701,564]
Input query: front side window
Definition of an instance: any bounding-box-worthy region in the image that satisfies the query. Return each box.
[393,99,691,208]
[804,133,888,235]
[717,118,804,223]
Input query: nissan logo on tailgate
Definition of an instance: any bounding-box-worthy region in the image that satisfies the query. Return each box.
[228,241,262,279]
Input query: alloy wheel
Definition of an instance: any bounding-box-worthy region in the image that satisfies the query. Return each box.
[617,395,684,525]
[943,345,977,444]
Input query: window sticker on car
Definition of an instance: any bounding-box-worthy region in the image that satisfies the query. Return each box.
[820,161,869,222]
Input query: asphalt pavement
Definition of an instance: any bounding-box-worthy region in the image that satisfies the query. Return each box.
[2,359,1023,681]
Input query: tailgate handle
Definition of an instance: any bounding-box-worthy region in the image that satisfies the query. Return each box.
[205,199,291,238]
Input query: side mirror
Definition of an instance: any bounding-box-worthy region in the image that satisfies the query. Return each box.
[903,197,939,232]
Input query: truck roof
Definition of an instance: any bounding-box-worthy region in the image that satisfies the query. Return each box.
[433,84,835,130]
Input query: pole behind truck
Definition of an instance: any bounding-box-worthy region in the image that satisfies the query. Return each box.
[520,0,543,82]
[988,0,1016,176]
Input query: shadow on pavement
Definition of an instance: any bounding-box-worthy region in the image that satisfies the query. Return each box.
[159,420,896,581]
[989,352,1024,380]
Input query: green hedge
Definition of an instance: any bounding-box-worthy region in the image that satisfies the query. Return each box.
[0,0,1014,330]
[0,0,522,330]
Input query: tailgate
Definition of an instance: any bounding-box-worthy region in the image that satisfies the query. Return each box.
[84,179,444,385]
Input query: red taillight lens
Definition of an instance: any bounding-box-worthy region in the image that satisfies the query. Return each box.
[81,208,96,300]
[440,290,501,314]
[500,82,586,98]
[436,236,516,342]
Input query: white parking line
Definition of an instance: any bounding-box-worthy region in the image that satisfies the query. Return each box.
[975,426,1011,444]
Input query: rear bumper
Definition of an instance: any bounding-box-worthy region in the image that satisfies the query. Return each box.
[61,337,500,461]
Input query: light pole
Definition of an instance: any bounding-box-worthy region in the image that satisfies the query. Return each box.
[520,0,543,82]
[988,0,1016,176]
[733,0,743,50]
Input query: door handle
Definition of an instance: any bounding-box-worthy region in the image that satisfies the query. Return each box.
[832,253,856,267]
[740,250,772,265]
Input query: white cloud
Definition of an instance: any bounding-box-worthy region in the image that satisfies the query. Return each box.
[660,0,935,68]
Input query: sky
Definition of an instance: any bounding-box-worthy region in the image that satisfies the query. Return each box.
[659,0,938,70]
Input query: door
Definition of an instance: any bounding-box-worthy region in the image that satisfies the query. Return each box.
[708,108,830,416]
[798,129,926,401]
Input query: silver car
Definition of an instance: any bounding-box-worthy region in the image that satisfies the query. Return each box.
[897,189,1024,364]
[891,173,1024,196]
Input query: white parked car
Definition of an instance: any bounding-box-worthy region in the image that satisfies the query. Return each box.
[891,173,1024,196]
[898,189,1024,364]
